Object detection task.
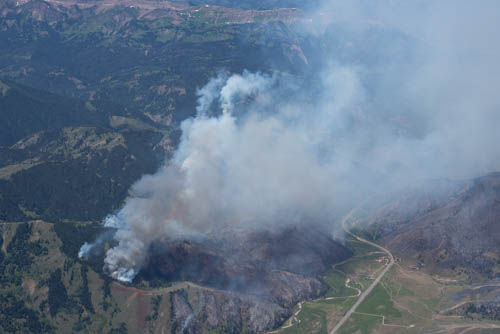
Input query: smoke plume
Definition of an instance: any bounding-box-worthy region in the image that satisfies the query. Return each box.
[80,0,500,282]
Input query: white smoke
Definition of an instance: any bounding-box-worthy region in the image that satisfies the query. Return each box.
[80,1,500,282]
[84,70,356,281]
[78,242,92,260]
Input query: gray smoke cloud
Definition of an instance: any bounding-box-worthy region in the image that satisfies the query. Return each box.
[80,0,500,282]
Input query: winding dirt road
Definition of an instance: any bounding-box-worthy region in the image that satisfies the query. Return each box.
[329,211,395,334]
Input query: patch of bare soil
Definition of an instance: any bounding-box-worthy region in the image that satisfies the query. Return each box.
[22,278,37,296]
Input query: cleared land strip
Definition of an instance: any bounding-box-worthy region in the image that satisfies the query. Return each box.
[329,211,395,334]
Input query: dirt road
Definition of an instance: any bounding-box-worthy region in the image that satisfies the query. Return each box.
[330,211,395,334]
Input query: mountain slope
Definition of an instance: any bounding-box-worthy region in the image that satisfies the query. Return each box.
[0,0,311,123]
[0,220,352,333]
[357,174,500,280]
[0,82,168,222]
[170,0,320,10]
[0,79,132,146]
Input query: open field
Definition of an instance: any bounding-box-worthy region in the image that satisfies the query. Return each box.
[271,236,500,334]
[273,238,389,334]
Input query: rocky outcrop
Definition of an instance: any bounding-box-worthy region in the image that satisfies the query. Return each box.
[170,289,290,334]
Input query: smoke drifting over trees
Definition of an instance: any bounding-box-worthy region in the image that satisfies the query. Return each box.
[80,0,500,282]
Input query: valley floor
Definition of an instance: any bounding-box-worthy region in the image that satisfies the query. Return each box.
[269,235,500,334]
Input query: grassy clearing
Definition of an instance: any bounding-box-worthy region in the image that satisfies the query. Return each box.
[294,236,500,334]
[282,303,327,334]
[281,299,356,334]
[338,312,380,334]
[0,81,10,96]
[358,283,402,318]
[383,266,442,317]
[0,162,41,180]
[109,115,159,132]
[278,237,393,333]
[322,270,358,298]
[334,254,387,296]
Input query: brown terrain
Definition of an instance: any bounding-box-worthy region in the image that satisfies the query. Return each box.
[2,0,304,25]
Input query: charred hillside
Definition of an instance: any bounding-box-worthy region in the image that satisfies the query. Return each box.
[136,225,352,332]
[360,173,500,279]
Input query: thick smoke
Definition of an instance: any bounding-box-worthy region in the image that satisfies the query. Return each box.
[80,0,500,282]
